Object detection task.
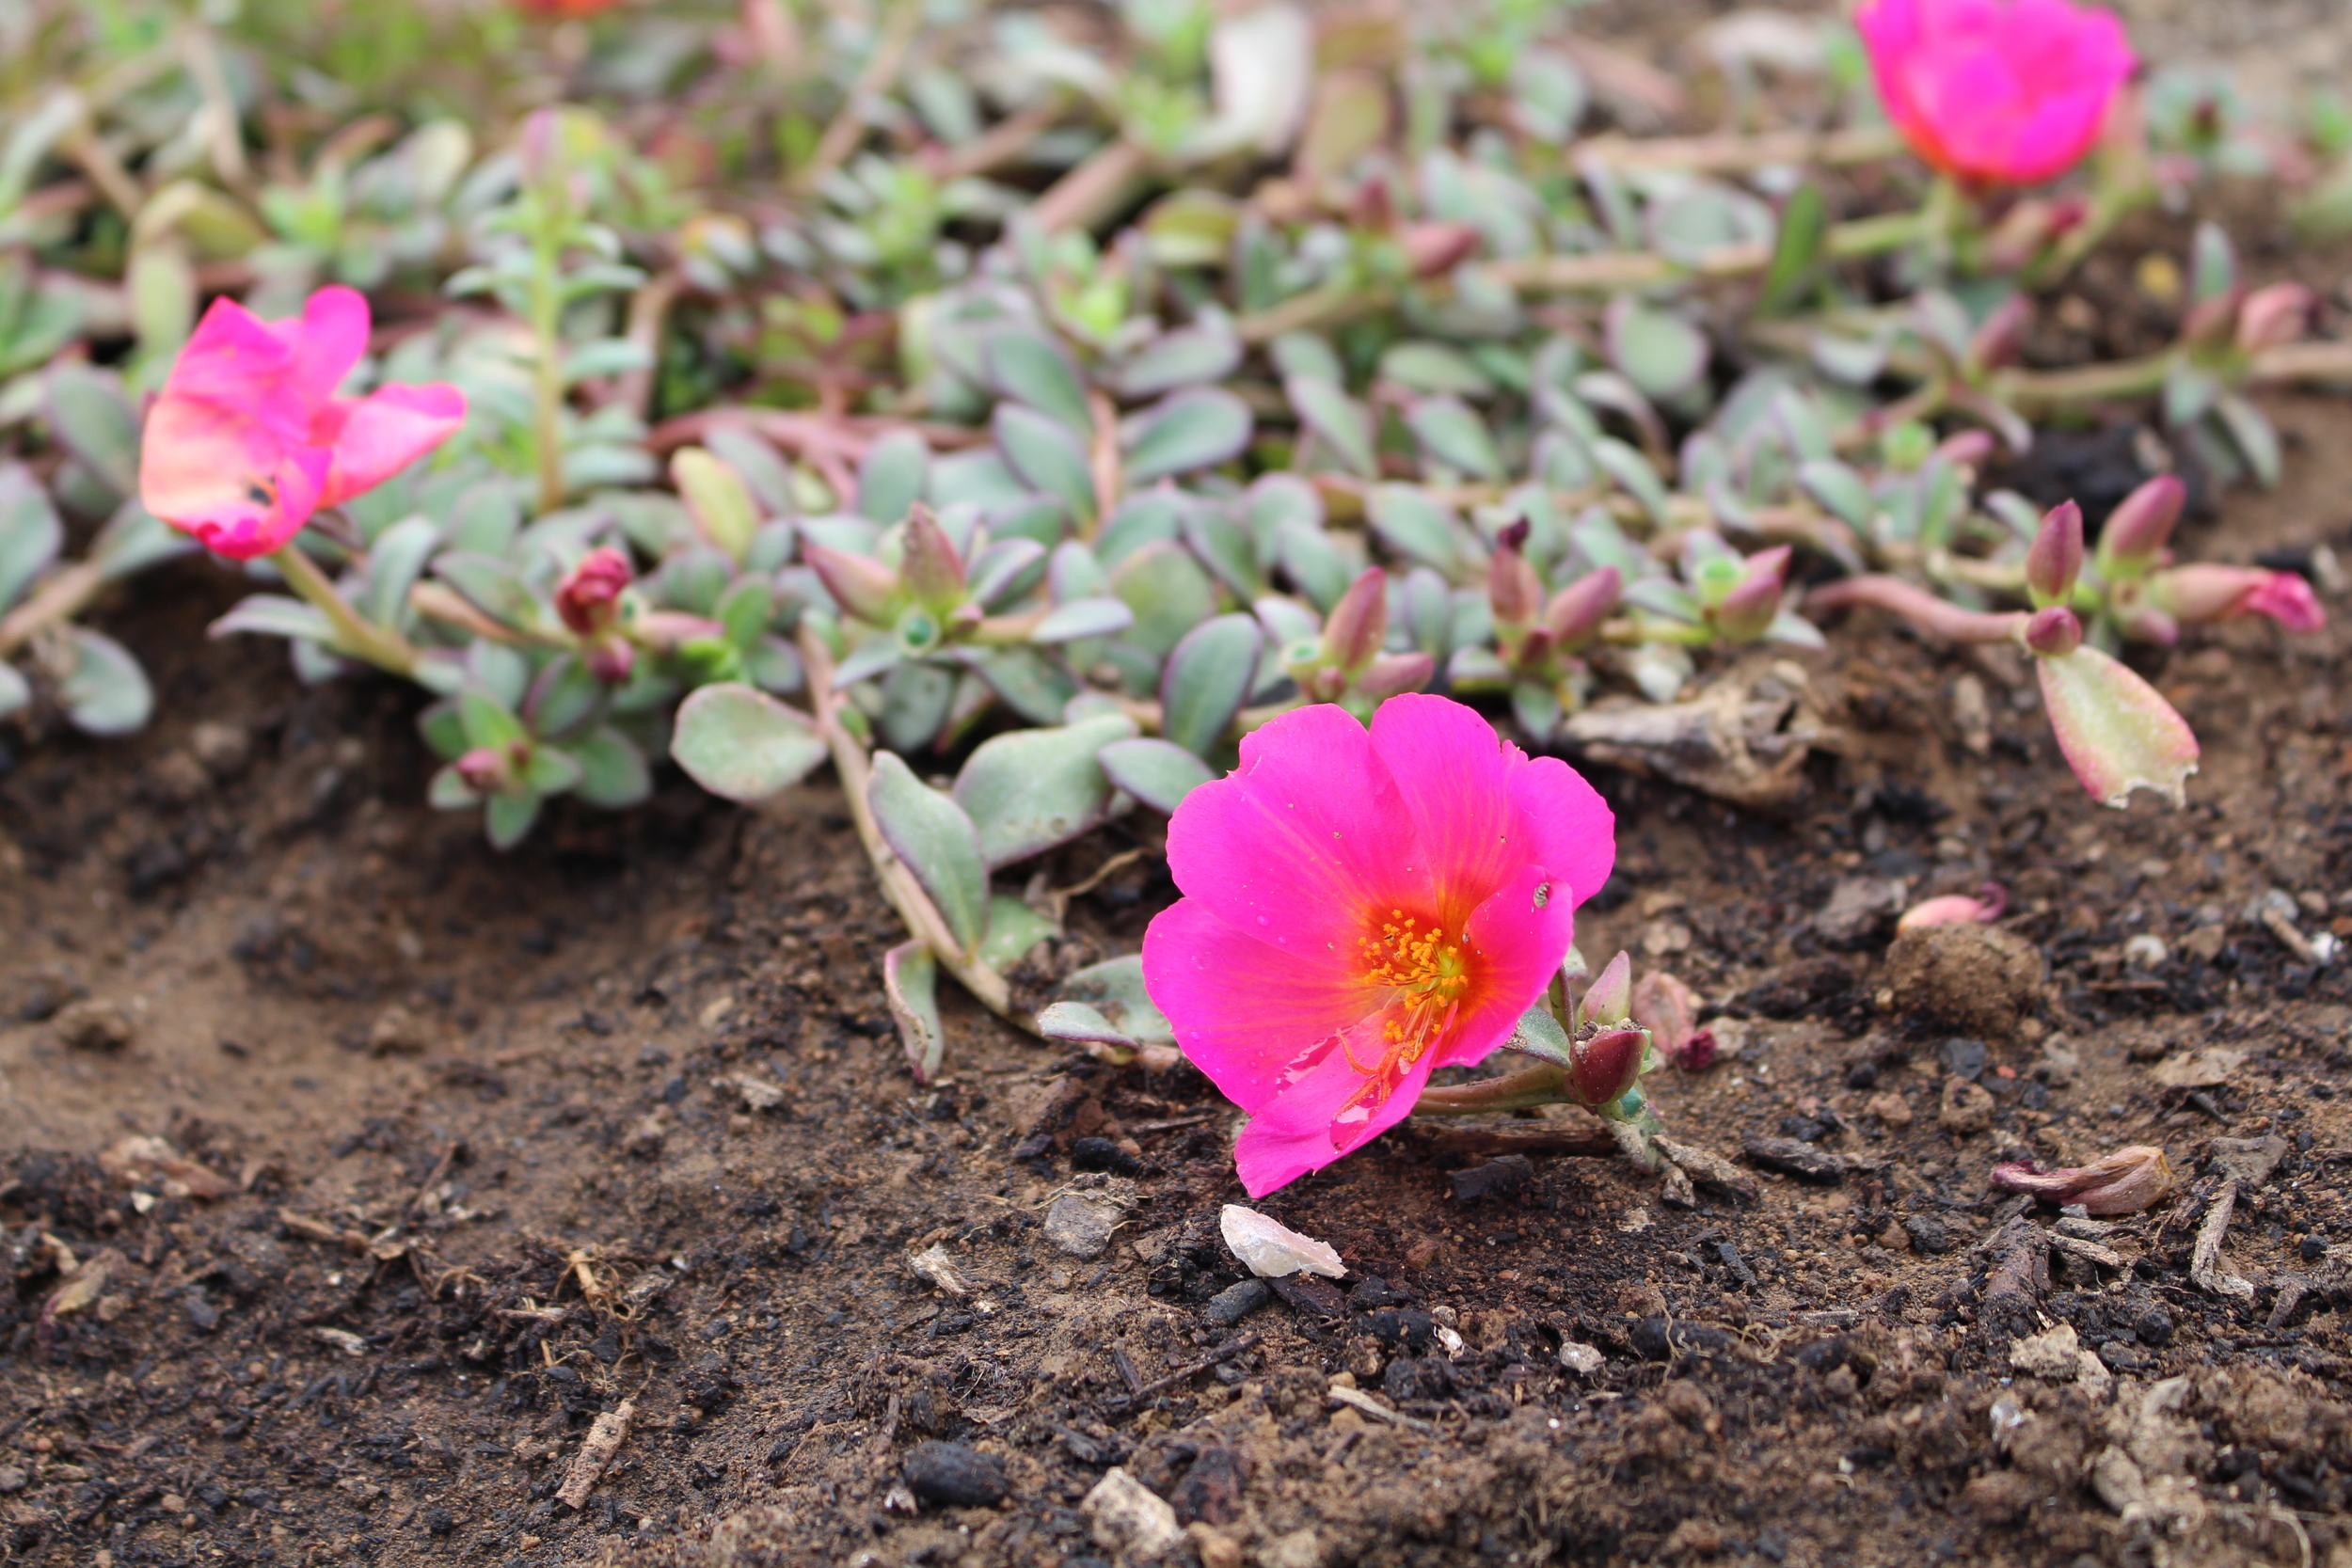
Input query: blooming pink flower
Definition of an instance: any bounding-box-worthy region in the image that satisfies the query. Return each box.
[1141,695,1615,1196]
[1856,0,2137,187]
[139,286,466,561]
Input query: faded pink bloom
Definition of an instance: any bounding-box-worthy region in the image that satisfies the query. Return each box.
[556,546,633,636]
[1897,882,2009,931]
[1991,1144,2174,1214]
[2156,564,2326,632]
[1856,0,2137,187]
[139,286,466,560]
[1630,970,1714,1072]
[1141,695,1616,1196]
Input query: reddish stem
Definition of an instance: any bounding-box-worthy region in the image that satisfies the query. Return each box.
[1805,575,2026,646]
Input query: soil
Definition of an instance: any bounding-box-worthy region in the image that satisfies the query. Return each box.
[9,14,2352,1568]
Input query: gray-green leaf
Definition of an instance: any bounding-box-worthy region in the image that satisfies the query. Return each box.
[672,683,828,802]
[868,751,992,955]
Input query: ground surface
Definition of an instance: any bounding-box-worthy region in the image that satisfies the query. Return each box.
[8,6,2352,1568]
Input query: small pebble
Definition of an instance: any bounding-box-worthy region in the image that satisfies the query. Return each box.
[902,1441,1008,1508]
[54,999,135,1053]
[1939,1037,1988,1083]
[0,1465,24,1494]
[1201,1278,1269,1327]
[1220,1204,1344,1278]
[1042,1195,1120,1259]
[1082,1467,1182,1559]
[1069,1135,1142,1175]
[1558,1341,1605,1376]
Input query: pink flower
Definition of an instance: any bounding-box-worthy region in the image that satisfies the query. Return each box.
[2156,564,2327,632]
[1140,695,1616,1196]
[1856,0,2137,186]
[139,286,466,561]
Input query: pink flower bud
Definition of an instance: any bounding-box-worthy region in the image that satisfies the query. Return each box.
[585,637,635,684]
[1488,525,1543,629]
[1989,1144,2175,1215]
[1630,970,1714,1071]
[2024,499,2084,605]
[1321,567,1389,673]
[1353,650,1435,701]
[900,503,965,610]
[2156,564,2327,631]
[1897,882,2008,931]
[455,745,516,794]
[1567,1026,1649,1110]
[2023,604,2083,656]
[519,108,563,187]
[556,546,633,636]
[1581,950,1632,1026]
[2097,474,2184,572]
[1544,566,1621,648]
[1399,222,1481,278]
[2234,282,2313,354]
[803,542,902,624]
[1714,547,1789,642]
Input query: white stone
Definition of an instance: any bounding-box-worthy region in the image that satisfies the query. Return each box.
[1219,1204,1344,1279]
[1081,1467,1181,1560]
[1558,1341,1605,1376]
[2009,1322,2085,1381]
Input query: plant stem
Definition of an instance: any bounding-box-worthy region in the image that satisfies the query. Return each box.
[1413,1062,1577,1116]
[527,222,568,518]
[1572,124,1907,174]
[269,545,420,676]
[0,562,104,660]
[792,0,919,196]
[795,625,1025,1025]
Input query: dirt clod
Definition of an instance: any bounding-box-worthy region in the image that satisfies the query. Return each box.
[51,998,133,1053]
[902,1441,1009,1508]
[1885,922,2043,1039]
[1937,1075,1997,1134]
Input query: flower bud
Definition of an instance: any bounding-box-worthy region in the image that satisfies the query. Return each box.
[2234,281,2313,354]
[1989,1144,2176,1216]
[556,546,633,636]
[1967,293,2033,371]
[585,638,634,684]
[899,503,966,611]
[1897,882,2008,932]
[2022,604,2083,657]
[2155,564,2327,631]
[1487,523,1543,629]
[1581,950,1632,1027]
[803,542,902,624]
[1566,1025,1649,1110]
[1713,547,1789,642]
[1934,429,1997,467]
[1321,567,1389,674]
[455,745,516,794]
[1399,222,1480,278]
[1353,650,1435,701]
[1630,970,1713,1072]
[519,108,562,188]
[1351,174,1396,234]
[2024,499,2084,605]
[1543,566,1620,649]
[2096,473,2184,573]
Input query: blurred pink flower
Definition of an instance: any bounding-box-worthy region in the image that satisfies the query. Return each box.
[1141,695,1616,1196]
[139,286,465,561]
[1856,0,2137,186]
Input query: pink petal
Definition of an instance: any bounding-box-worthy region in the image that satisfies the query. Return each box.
[1366,693,1524,919]
[2244,572,2325,632]
[1434,863,1579,1071]
[138,396,328,559]
[1163,704,1425,960]
[312,383,468,506]
[289,285,373,409]
[1507,755,1615,911]
[160,297,307,443]
[1141,897,1373,1113]
[1232,1010,1443,1197]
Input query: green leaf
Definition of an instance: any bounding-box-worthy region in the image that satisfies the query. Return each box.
[672,448,759,562]
[210,594,338,643]
[521,743,584,797]
[1051,955,1174,1046]
[1284,374,1377,479]
[57,626,151,736]
[977,897,1057,973]
[2214,393,2281,489]
[1796,458,1874,530]
[1111,541,1219,657]
[1405,397,1503,481]
[1032,595,1136,642]
[485,792,541,851]
[1114,327,1243,400]
[1123,388,1253,483]
[1368,484,1470,576]
[1277,518,1351,611]
[984,324,1093,436]
[971,646,1081,724]
[1756,182,1826,316]
[884,940,946,1083]
[45,364,138,500]
[706,426,799,517]
[953,712,1136,868]
[459,687,528,750]
[523,653,603,737]
[993,404,1096,525]
[1591,437,1670,525]
[571,726,652,808]
[715,577,777,649]
[855,429,931,525]
[867,751,991,955]
[2163,360,2219,427]
[419,698,467,761]
[1183,505,1265,599]
[0,463,62,612]
[879,658,957,752]
[433,551,546,632]
[1160,612,1263,756]
[672,682,828,802]
[1377,341,1494,397]
[1502,998,1574,1067]
[358,515,443,628]
[1096,491,1186,568]
[1099,736,1216,813]
[89,500,194,581]
[1605,299,1708,401]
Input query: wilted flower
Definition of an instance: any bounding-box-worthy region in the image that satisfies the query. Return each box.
[139,286,466,560]
[1855,0,2137,187]
[1990,1144,2175,1214]
[1898,882,2009,931]
[2154,564,2327,633]
[2234,282,2314,355]
[1141,695,1616,1196]
[1630,969,1715,1071]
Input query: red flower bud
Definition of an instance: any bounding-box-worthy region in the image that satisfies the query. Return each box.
[2097,474,2184,572]
[1321,567,1389,673]
[455,745,516,794]
[1897,882,2008,932]
[1353,650,1434,700]
[1567,1026,1648,1109]
[2156,564,2327,631]
[2023,604,2083,657]
[900,502,966,611]
[1630,970,1713,1071]
[2024,499,2084,605]
[1714,547,1789,642]
[1543,567,1620,648]
[2234,282,2313,354]
[1399,222,1481,278]
[1488,528,1543,629]
[804,543,902,624]
[1967,293,2033,371]
[556,546,634,637]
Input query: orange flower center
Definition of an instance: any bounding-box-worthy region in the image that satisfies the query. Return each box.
[1343,910,1471,1096]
